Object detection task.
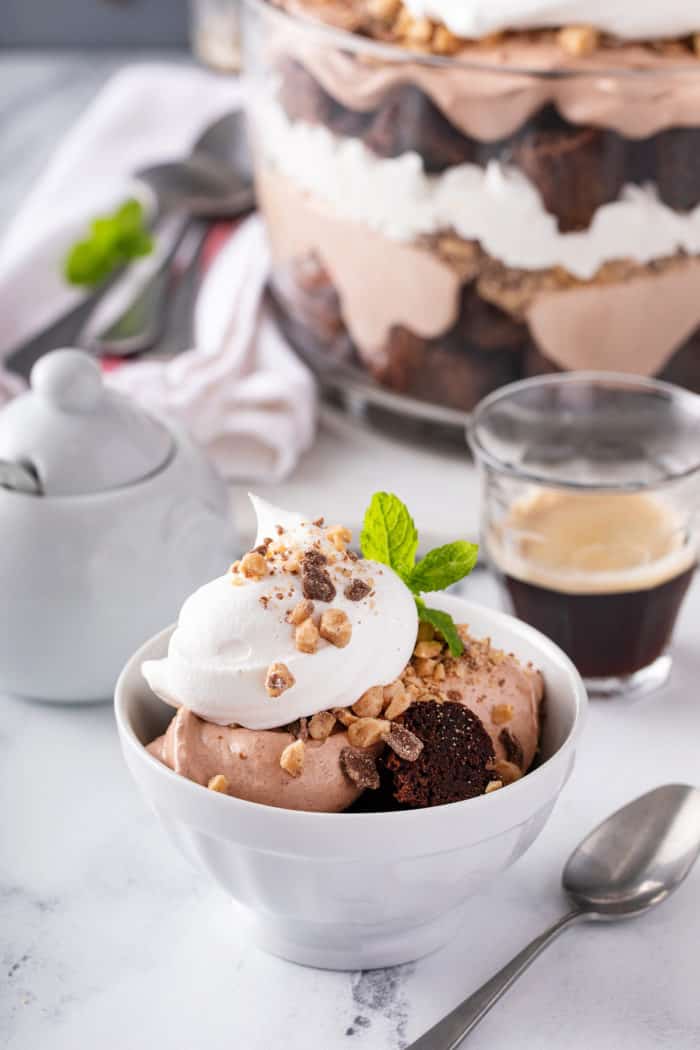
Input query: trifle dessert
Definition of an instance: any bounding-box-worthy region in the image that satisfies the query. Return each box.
[241,0,700,414]
[144,493,543,810]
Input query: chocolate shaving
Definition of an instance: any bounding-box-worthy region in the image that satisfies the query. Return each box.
[383,723,423,762]
[344,579,371,602]
[499,728,524,770]
[340,747,380,790]
[301,552,336,602]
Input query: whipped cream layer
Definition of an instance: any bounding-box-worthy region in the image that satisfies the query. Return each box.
[402,1,700,40]
[258,97,700,280]
[143,496,418,730]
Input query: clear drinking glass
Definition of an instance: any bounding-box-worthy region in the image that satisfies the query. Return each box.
[468,373,700,698]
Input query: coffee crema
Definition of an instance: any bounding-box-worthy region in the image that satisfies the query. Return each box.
[489,489,696,679]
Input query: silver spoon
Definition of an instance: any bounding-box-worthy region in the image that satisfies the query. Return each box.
[80,111,254,357]
[408,783,700,1050]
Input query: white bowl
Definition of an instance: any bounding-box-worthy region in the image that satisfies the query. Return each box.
[115,594,587,970]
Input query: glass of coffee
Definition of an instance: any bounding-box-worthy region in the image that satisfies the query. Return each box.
[468,373,700,698]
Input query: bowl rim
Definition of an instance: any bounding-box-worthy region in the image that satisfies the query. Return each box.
[114,593,588,827]
[241,0,700,80]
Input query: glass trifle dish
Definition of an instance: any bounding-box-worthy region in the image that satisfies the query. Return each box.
[241,0,700,418]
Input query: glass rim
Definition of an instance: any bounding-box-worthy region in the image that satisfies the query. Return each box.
[466,371,700,492]
[242,0,700,80]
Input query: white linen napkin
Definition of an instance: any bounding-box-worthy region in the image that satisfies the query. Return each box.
[0,63,316,481]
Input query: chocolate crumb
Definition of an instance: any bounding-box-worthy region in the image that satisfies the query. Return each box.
[340,748,380,790]
[345,579,371,602]
[347,550,359,561]
[275,525,284,535]
[303,549,327,567]
[259,595,270,609]
[499,728,524,770]
[301,552,336,602]
[383,723,424,762]
[313,516,325,527]
[447,690,462,702]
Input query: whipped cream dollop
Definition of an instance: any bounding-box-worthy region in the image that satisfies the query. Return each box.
[142,496,418,730]
[402,1,700,40]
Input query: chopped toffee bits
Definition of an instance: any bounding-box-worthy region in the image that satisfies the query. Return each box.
[280,739,305,777]
[344,579,371,602]
[319,608,352,648]
[289,598,314,625]
[491,703,515,726]
[382,723,423,762]
[333,707,358,727]
[207,774,229,793]
[326,524,352,552]
[340,747,380,790]
[384,689,413,722]
[499,728,524,770]
[240,551,268,579]
[265,661,295,698]
[294,617,320,654]
[488,759,522,785]
[348,717,391,748]
[352,686,384,719]
[414,640,443,659]
[308,710,336,741]
[485,779,504,794]
[557,24,599,57]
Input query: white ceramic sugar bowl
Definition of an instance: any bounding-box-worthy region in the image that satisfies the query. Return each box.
[0,349,233,702]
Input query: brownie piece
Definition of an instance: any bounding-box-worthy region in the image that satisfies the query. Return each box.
[364,84,475,172]
[513,125,626,231]
[382,700,495,808]
[654,128,700,212]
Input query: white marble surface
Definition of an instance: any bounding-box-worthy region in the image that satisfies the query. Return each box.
[2,52,700,1050]
[3,566,700,1050]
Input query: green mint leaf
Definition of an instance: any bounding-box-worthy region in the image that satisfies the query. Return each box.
[415,598,464,658]
[360,492,418,578]
[409,541,479,594]
[63,197,153,287]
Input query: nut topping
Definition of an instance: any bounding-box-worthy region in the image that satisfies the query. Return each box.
[333,707,358,727]
[491,703,514,726]
[485,779,504,794]
[308,710,336,741]
[289,598,314,625]
[207,774,229,793]
[348,717,391,748]
[414,640,443,659]
[265,662,295,698]
[280,739,305,777]
[385,689,412,721]
[319,608,352,648]
[240,551,267,579]
[558,24,599,57]
[488,759,522,785]
[352,686,384,718]
[326,524,353,552]
[294,617,320,654]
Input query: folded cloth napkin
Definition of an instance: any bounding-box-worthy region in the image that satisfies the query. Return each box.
[0,63,316,481]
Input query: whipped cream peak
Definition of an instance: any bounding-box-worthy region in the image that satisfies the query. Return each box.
[401,0,700,41]
[142,496,418,730]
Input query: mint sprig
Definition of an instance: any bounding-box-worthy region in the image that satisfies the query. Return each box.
[64,198,153,287]
[360,492,479,657]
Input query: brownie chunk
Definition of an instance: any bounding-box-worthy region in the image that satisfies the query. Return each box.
[382,701,495,808]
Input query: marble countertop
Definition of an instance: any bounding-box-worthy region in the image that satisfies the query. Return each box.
[2,52,700,1050]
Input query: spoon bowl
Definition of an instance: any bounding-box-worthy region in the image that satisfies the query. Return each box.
[564,783,700,919]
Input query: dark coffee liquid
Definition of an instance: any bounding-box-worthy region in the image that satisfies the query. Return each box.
[501,566,695,679]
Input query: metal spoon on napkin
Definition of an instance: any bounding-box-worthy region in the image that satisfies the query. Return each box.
[408,783,700,1049]
[79,110,254,357]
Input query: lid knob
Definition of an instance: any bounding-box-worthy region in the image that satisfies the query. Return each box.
[31,349,103,413]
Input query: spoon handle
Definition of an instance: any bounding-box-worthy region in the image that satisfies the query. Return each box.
[406,910,584,1050]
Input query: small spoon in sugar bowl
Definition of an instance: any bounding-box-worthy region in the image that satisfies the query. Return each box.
[408,783,700,1049]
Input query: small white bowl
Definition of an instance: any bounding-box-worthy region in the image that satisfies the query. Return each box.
[115,594,587,970]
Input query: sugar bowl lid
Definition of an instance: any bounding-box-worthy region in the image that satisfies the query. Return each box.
[0,349,173,496]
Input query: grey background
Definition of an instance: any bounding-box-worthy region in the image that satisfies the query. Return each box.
[2,0,189,48]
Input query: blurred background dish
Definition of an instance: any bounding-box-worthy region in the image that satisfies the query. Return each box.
[242,0,700,425]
